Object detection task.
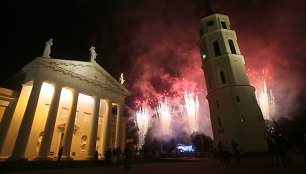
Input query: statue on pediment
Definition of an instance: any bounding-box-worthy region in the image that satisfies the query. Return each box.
[90,46,97,63]
[119,73,125,85]
[42,38,53,58]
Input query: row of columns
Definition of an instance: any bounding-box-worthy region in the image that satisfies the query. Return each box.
[0,91,18,155]
[7,80,125,161]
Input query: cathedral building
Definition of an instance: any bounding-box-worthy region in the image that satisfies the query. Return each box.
[198,4,268,152]
[0,44,130,161]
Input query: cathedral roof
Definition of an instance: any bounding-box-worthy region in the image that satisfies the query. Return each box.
[22,57,131,97]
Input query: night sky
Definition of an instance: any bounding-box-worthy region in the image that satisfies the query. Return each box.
[1,0,306,130]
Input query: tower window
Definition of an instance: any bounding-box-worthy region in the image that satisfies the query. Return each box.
[199,28,204,37]
[241,115,245,122]
[236,96,240,102]
[207,20,214,26]
[218,128,224,133]
[252,96,256,103]
[218,117,222,127]
[216,100,220,108]
[257,115,261,121]
[220,71,226,84]
[213,41,221,57]
[228,39,237,54]
[221,21,227,29]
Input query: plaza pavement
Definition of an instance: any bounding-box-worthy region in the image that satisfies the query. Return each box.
[2,154,306,174]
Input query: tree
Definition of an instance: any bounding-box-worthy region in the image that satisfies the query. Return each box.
[190,132,213,153]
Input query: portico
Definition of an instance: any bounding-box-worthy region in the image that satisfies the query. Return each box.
[0,57,130,161]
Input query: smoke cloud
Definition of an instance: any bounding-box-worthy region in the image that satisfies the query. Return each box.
[113,0,306,138]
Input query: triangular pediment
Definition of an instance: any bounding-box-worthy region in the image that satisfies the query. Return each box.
[22,57,130,96]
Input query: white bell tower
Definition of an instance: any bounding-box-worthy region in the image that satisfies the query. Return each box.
[198,2,268,152]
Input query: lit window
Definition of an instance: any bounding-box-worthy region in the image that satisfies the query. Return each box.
[241,115,245,122]
[201,54,206,60]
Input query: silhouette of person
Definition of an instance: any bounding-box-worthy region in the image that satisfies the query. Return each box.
[124,144,132,171]
[272,131,287,166]
[266,134,279,166]
[104,148,112,165]
[94,150,99,161]
[231,140,240,164]
[217,141,225,164]
[57,146,63,161]
[112,148,117,162]
[223,141,231,165]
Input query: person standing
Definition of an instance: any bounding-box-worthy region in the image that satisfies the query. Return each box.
[94,150,99,161]
[231,140,241,164]
[57,146,63,161]
[104,148,112,165]
[266,134,279,166]
[217,141,225,164]
[124,144,132,171]
[223,141,231,165]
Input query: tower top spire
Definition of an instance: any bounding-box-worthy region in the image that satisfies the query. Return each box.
[204,0,216,17]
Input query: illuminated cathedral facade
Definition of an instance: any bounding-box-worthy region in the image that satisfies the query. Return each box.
[198,6,268,152]
[0,55,130,161]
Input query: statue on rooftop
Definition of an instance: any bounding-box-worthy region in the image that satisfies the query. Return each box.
[42,38,53,58]
[90,46,97,63]
[119,73,125,85]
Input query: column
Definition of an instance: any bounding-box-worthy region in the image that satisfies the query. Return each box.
[9,80,43,161]
[36,84,62,160]
[101,99,112,157]
[86,96,100,160]
[121,117,127,150]
[0,96,18,154]
[62,89,79,160]
[115,102,123,149]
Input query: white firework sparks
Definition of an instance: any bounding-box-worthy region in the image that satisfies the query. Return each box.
[135,106,150,147]
[184,91,200,133]
[155,98,172,136]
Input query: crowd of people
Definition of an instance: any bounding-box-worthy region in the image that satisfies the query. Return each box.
[217,140,241,165]
[54,132,300,170]
[216,132,294,167]
[104,145,133,170]
[56,144,133,171]
[265,131,293,166]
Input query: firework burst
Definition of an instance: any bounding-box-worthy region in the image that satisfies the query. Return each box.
[248,69,275,120]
